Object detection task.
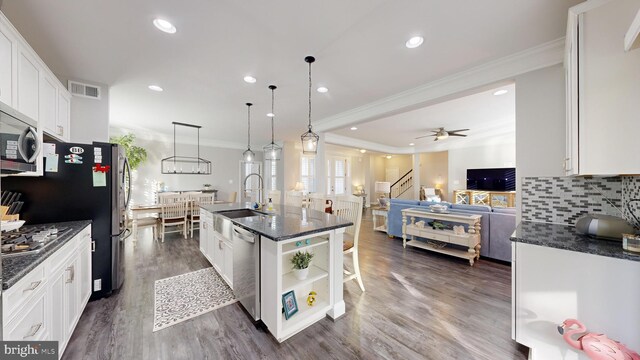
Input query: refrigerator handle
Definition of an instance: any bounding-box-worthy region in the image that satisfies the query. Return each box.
[123,157,132,210]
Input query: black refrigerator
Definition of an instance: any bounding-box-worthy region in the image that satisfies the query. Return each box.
[3,141,131,299]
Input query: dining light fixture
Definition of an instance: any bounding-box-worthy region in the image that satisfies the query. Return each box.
[300,56,320,155]
[263,85,282,161]
[243,103,255,162]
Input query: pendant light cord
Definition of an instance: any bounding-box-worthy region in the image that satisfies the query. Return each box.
[308,60,312,131]
[247,103,251,150]
[271,87,275,144]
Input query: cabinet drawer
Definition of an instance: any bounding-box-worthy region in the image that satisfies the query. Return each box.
[4,289,48,341]
[3,263,46,321]
[47,236,81,272]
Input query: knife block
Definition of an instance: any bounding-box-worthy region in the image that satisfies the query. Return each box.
[1,206,20,221]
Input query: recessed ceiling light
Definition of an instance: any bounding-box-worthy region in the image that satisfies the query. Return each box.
[267,113,275,117]
[359,149,366,153]
[409,143,415,146]
[148,85,163,92]
[153,18,176,34]
[317,86,328,93]
[243,76,257,84]
[386,155,392,159]
[350,127,358,130]
[405,36,424,48]
[493,89,508,96]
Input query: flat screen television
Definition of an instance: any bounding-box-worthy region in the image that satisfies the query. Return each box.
[466,168,516,191]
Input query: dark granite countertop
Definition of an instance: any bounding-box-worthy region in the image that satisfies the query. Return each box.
[201,203,352,241]
[2,220,92,290]
[511,221,639,262]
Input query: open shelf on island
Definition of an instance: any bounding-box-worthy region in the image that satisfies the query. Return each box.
[281,237,329,255]
[282,265,328,293]
[281,291,330,336]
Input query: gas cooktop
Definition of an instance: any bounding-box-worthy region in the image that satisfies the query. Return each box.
[1,225,71,257]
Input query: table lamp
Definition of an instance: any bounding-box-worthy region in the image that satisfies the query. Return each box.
[375,181,391,206]
[294,182,305,192]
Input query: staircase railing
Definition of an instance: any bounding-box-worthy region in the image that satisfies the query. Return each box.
[390,169,413,198]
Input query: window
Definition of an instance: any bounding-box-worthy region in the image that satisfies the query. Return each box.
[327,157,349,195]
[300,156,316,192]
[270,160,277,191]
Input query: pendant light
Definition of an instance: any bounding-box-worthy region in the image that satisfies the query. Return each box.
[263,85,282,161]
[300,56,320,154]
[242,103,255,162]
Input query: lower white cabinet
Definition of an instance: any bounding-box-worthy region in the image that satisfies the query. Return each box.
[221,239,233,288]
[198,210,233,289]
[2,224,92,358]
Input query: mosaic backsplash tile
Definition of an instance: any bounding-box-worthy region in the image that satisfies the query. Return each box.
[623,176,640,228]
[520,176,638,226]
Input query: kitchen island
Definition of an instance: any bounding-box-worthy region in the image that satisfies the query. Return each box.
[200,203,352,342]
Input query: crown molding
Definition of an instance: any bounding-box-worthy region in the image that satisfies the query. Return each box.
[315,38,565,133]
[110,125,249,150]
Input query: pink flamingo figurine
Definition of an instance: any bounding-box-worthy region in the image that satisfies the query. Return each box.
[558,319,640,360]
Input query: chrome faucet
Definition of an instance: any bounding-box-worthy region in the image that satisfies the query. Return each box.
[243,173,264,204]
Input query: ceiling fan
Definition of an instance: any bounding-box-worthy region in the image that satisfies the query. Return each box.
[415,127,469,141]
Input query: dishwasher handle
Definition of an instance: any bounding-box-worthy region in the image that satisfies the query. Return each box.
[233,227,255,244]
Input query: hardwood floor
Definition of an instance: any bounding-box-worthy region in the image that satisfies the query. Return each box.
[63,211,527,360]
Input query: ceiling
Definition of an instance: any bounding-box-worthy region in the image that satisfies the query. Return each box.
[330,83,516,153]
[1,0,581,148]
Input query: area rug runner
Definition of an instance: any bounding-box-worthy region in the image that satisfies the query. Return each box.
[153,267,237,331]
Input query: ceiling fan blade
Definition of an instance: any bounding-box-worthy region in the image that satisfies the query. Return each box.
[433,137,438,142]
[446,129,469,133]
[415,134,436,139]
[448,134,467,137]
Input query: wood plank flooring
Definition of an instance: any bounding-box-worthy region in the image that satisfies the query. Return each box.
[63,210,527,360]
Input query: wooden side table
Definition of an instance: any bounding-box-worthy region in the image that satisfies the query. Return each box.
[372,207,388,233]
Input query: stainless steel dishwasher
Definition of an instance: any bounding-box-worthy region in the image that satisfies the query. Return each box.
[232,225,260,321]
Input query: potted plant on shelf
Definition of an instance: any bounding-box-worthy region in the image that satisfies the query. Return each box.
[291,251,314,280]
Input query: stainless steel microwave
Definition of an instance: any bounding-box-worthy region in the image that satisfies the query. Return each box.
[0,101,41,174]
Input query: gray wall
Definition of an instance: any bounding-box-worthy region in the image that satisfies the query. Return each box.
[515,64,566,221]
[57,76,110,144]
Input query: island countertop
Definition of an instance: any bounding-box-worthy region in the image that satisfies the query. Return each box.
[200,203,352,241]
[510,221,639,262]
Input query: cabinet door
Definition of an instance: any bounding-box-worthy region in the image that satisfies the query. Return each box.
[57,89,71,141]
[0,19,16,107]
[200,220,208,257]
[222,241,233,288]
[63,254,79,340]
[16,44,39,121]
[79,239,92,306]
[48,269,66,347]
[39,73,57,137]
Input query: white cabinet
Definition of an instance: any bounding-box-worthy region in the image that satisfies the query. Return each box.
[199,210,233,288]
[39,73,57,136]
[513,242,640,360]
[0,17,16,107]
[16,43,39,121]
[56,89,71,142]
[2,224,92,358]
[565,0,640,175]
[222,239,233,288]
[212,233,223,274]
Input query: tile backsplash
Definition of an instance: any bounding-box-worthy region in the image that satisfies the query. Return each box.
[521,176,640,227]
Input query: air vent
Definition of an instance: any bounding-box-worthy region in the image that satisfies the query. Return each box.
[68,80,101,100]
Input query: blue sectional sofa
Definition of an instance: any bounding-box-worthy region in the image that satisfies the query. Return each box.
[387,199,516,262]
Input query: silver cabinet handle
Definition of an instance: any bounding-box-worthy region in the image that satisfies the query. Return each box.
[23,323,42,339]
[66,265,75,283]
[23,280,42,293]
[219,240,223,250]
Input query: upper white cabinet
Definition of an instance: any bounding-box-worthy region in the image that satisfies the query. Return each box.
[0,11,72,147]
[17,44,39,122]
[565,0,640,175]
[0,18,16,107]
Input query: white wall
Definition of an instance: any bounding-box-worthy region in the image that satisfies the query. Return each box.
[447,141,516,200]
[515,64,566,221]
[111,127,262,207]
[419,151,448,201]
[57,76,110,144]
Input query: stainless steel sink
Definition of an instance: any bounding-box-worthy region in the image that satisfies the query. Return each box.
[217,209,266,219]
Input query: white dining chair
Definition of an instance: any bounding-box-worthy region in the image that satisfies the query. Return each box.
[284,190,304,208]
[159,194,187,241]
[189,193,214,238]
[307,193,331,213]
[334,194,365,292]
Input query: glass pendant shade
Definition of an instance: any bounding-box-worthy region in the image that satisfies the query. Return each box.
[243,102,255,162]
[264,85,282,161]
[300,56,319,155]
